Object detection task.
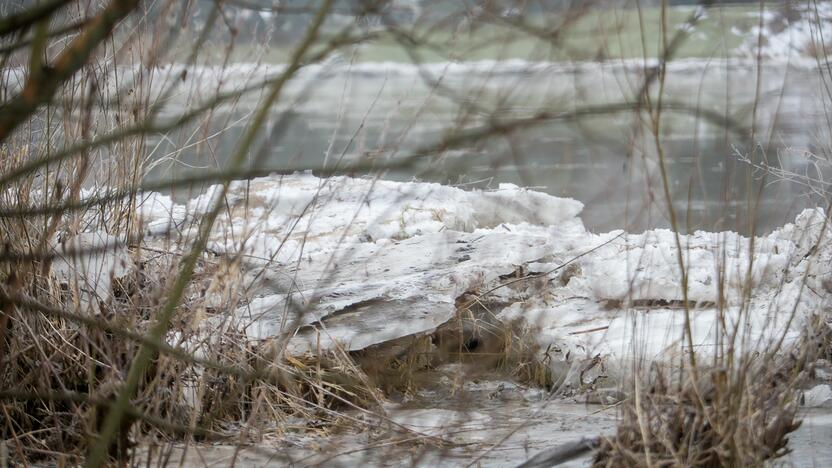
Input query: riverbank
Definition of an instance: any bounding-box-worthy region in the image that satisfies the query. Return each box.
[4,172,831,465]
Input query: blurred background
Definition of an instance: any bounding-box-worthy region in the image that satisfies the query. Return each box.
[59,1,832,232]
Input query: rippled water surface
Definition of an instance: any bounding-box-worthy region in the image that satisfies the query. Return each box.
[141,59,832,233]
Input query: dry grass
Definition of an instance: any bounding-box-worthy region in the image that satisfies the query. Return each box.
[3,1,832,466]
[0,151,385,463]
[351,298,551,398]
[0,253,388,463]
[593,315,831,467]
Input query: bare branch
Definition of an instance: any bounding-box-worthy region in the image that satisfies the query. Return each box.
[0,0,141,143]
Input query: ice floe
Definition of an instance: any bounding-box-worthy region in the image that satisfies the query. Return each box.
[70,174,832,373]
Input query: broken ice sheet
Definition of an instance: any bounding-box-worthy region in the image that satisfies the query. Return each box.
[133,174,831,369]
[50,231,134,313]
[236,230,553,353]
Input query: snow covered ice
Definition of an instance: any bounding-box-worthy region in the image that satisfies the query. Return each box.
[73,173,832,375]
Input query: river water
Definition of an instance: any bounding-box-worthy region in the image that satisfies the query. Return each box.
[143,58,832,233]
[134,381,832,467]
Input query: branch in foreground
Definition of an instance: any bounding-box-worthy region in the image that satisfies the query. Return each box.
[0,0,140,143]
[0,0,72,37]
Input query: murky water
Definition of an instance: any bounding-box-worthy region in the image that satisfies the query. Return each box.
[143,59,832,233]
[133,381,832,467]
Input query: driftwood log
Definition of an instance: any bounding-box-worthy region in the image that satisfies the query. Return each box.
[517,437,601,468]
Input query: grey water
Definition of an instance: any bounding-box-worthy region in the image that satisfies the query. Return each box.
[145,59,832,233]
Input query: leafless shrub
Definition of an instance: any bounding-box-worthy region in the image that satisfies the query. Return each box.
[3,0,831,466]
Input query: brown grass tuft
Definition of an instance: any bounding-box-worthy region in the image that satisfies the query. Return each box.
[594,316,832,467]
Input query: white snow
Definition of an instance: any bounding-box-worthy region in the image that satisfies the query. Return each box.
[186,173,582,264]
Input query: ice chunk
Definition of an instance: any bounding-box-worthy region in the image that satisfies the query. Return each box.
[51,232,134,313]
[803,385,832,408]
